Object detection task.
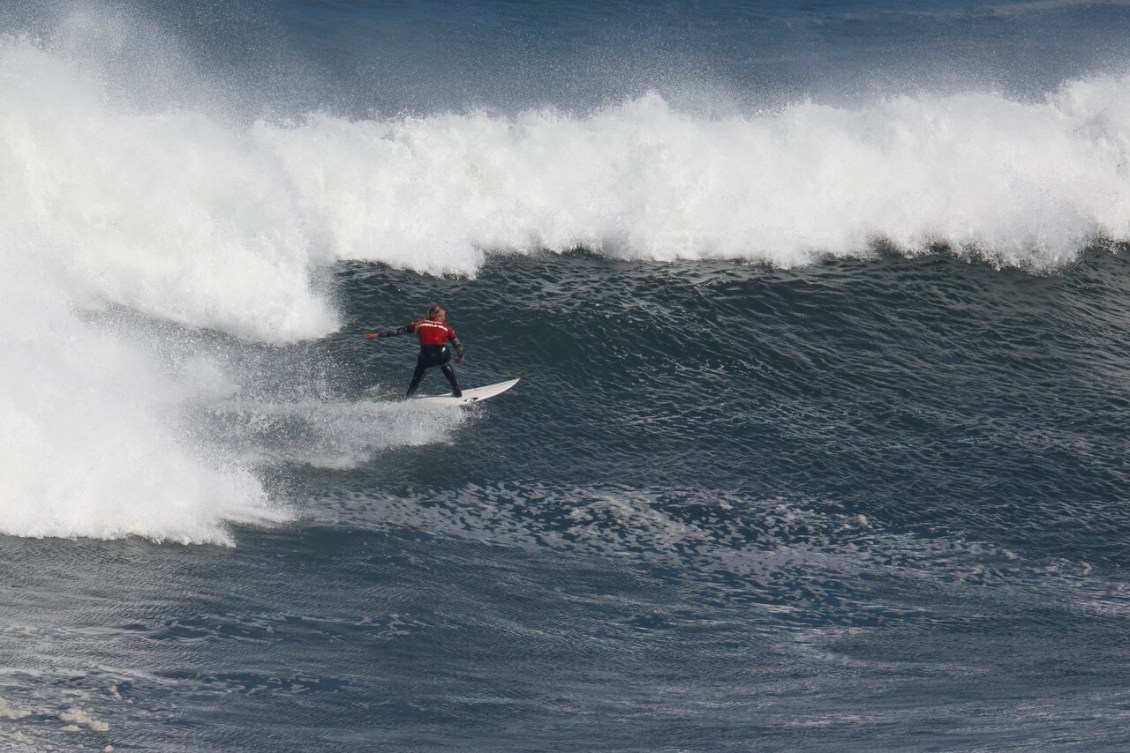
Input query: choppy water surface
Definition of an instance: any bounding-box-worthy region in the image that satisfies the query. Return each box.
[3,1,1130,750]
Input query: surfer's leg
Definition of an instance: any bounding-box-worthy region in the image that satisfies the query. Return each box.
[406,359,429,396]
[408,346,451,396]
[440,363,462,397]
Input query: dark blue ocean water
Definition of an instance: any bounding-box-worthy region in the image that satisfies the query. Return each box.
[3,1,1130,751]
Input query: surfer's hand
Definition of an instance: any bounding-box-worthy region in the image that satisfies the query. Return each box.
[366,333,380,339]
[455,358,464,365]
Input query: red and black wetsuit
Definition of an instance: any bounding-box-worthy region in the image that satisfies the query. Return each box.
[378,319,465,397]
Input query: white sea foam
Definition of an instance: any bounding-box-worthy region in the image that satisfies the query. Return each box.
[60,706,109,733]
[2,16,1129,541]
[256,76,1130,272]
[7,24,1129,286]
[0,31,324,543]
[0,696,29,720]
[0,263,286,543]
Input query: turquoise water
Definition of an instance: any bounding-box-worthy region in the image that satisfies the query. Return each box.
[2,2,1130,751]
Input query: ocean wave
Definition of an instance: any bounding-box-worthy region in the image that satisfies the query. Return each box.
[6,28,1130,326]
[263,76,1130,273]
[6,29,1130,303]
[4,24,1130,541]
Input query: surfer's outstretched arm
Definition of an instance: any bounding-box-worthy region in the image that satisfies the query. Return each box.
[366,324,412,340]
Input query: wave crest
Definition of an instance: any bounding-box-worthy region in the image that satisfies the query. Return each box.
[260,78,1130,273]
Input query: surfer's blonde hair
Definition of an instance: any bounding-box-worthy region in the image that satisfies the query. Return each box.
[427,305,446,319]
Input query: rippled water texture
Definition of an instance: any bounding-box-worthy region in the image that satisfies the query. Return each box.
[3,0,1130,750]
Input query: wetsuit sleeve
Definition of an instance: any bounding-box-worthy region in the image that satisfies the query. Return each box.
[377,324,412,338]
[448,327,464,358]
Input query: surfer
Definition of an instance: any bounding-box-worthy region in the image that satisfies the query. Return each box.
[366,305,464,398]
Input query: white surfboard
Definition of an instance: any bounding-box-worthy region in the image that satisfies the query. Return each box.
[414,378,520,406]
